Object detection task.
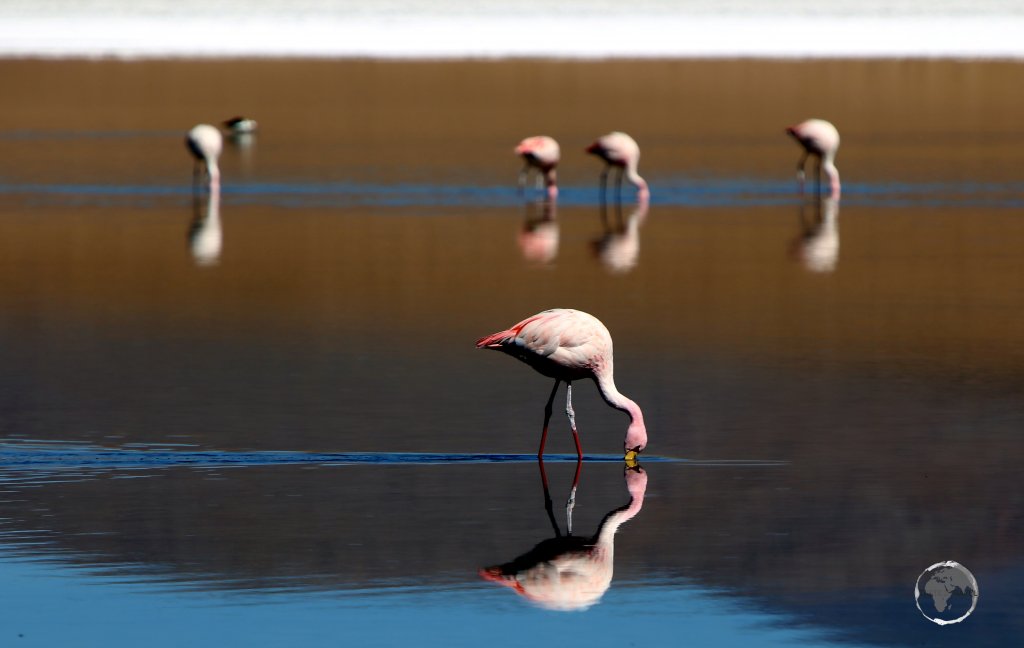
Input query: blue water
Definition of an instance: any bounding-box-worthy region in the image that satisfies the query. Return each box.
[0,554,870,648]
[3,179,1022,209]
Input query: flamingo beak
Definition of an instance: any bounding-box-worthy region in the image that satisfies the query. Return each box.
[624,447,641,466]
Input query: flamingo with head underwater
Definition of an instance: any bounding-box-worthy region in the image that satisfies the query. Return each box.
[515,135,560,201]
[586,132,649,205]
[786,118,840,198]
[476,308,647,460]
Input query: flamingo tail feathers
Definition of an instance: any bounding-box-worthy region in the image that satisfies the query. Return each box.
[476,329,515,348]
[476,313,546,349]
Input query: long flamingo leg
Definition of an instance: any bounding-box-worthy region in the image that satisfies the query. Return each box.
[796,151,808,194]
[538,379,560,458]
[566,455,582,534]
[599,192,609,231]
[565,382,576,430]
[517,164,530,194]
[537,457,562,537]
[599,167,609,209]
[565,382,583,460]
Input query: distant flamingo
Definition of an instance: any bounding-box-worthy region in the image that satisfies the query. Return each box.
[786,118,840,198]
[586,132,649,204]
[480,464,647,611]
[515,136,560,201]
[476,308,647,459]
[223,116,258,135]
[186,124,223,190]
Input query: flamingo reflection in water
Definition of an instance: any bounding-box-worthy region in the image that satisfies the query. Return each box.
[518,199,559,266]
[480,463,648,611]
[188,184,222,266]
[591,194,649,274]
[791,195,839,273]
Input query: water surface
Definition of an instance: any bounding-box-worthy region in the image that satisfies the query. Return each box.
[0,58,1021,646]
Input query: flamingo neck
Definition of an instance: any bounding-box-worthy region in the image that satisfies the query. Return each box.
[594,486,645,547]
[822,160,840,198]
[544,168,558,200]
[208,185,221,221]
[625,164,649,201]
[207,160,221,189]
[596,375,644,428]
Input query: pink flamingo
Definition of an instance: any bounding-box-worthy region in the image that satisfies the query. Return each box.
[476,308,647,460]
[586,132,649,204]
[186,124,223,191]
[786,118,840,198]
[515,135,560,201]
[479,464,647,611]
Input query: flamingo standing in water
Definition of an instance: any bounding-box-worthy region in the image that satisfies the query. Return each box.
[476,308,647,460]
[586,132,649,204]
[186,124,223,190]
[515,136,560,201]
[786,118,840,198]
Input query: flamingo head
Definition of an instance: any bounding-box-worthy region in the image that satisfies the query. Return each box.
[624,420,647,460]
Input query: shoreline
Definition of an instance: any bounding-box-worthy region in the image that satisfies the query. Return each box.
[2,14,1023,60]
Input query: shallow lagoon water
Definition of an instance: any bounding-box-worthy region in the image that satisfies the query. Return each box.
[0,59,1022,646]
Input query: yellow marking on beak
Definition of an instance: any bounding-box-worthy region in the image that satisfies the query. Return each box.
[624,450,639,467]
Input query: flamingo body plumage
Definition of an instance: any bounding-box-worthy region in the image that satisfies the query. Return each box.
[477,308,647,457]
[186,124,223,189]
[786,118,840,198]
[586,131,649,203]
[515,135,560,200]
